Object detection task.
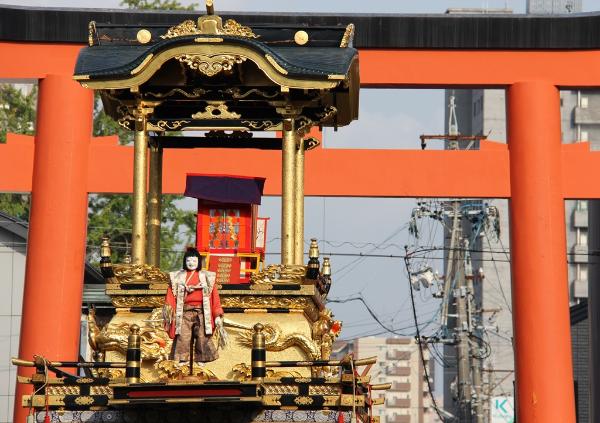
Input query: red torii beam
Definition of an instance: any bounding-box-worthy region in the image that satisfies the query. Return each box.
[3,41,598,423]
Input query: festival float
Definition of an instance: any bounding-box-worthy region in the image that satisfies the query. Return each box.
[13,2,389,422]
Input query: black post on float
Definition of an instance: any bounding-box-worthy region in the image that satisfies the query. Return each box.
[251,323,266,381]
[125,324,141,383]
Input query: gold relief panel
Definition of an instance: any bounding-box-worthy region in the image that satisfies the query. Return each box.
[112,264,170,284]
[220,295,319,321]
[308,385,341,396]
[161,18,258,39]
[191,103,241,120]
[250,264,306,285]
[263,385,299,395]
[90,386,113,396]
[46,386,79,396]
[235,323,320,360]
[111,296,164,308]
[175,53,247,77]
[294,396,314,406]
[262,395,282,406]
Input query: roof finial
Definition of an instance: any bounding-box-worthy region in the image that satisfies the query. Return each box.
[206,0,215,15]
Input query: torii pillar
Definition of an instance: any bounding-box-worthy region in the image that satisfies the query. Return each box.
[14,75,93,423]
[507,81,576,422]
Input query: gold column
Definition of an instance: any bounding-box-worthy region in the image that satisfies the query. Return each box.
[281,118,296,265]
[132,108,149,265]
[293,135,305,265]
[147,144,163,267]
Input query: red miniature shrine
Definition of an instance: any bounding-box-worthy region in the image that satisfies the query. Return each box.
[184,174,268,284]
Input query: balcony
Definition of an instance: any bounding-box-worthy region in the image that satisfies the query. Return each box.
[389,382,411,392]
[387,398,411,408]
[387,366,411,377]
[387,350,411,360]
[387,415,411,423]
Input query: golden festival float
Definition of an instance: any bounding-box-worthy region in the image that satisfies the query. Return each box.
[13,2,389,422]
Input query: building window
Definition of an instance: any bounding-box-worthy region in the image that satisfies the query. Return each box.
[581,97,589,108]
[581,131,589,141]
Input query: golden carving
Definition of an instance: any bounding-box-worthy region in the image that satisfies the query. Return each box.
[155,360,217,381]
[152,120,191,131]
[162,20,199,38]
[161,18,258,39]
[296,106,338,135]
[223,19,259,38]
[309,385,341,396]
[47,386,79,395]
[250,264,306,285]
[90,386,113,395]
[236,323,320,360]
[221,295,319,321]
[294,396,314,406]
[340,23,355,48]
[88,308,171,361]
[146,88,207,99]
[241,120,277,130]
[88,21,96,46]
[111,296,164,308]
[111,263,170,284]
[74,396,95,406]
[75,377,94,384]
[175,53,246,77]
[264,385,300,395]
[191,103,241,120]
[263,395,282,406]
[222,88,279,99]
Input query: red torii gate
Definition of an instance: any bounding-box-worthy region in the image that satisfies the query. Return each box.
[2,40,598,423]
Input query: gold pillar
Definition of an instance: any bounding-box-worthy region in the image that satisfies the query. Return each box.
[281,118,296,265]
[132,109,149,265]
[147,144,163,267]
[293,135,305,265]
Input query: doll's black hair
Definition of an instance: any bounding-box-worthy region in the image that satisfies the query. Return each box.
[182,247,202,270]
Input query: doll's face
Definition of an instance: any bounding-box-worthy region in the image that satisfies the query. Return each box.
[185,256,199,271]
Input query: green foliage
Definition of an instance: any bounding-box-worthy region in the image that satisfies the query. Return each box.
[93,94,132,145]
[0,84,37,220]
[0,86,196,271]
[0,194,30,221]
[120,0,197,10]
[0,84,37,143]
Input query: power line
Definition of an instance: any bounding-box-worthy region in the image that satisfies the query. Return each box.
[403,250,447,422]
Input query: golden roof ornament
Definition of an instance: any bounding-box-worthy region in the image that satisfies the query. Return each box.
[161,1,258,40]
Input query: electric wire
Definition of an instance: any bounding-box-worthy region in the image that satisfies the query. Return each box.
[403,249,447,422]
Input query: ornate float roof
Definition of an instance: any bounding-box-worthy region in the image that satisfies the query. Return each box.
[73,14,359,132]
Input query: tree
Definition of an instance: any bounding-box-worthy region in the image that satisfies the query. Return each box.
[0,84,37,221]
[0,1,199,270]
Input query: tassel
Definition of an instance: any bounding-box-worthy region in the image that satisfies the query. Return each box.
[337,411,344,423]
[218,324,229,349]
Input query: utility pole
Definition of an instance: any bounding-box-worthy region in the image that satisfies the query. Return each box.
[465,241,484,423]
[455,233,472,422]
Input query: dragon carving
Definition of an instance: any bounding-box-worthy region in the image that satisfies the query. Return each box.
[235,323,320,360]
[87,308,171,361]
